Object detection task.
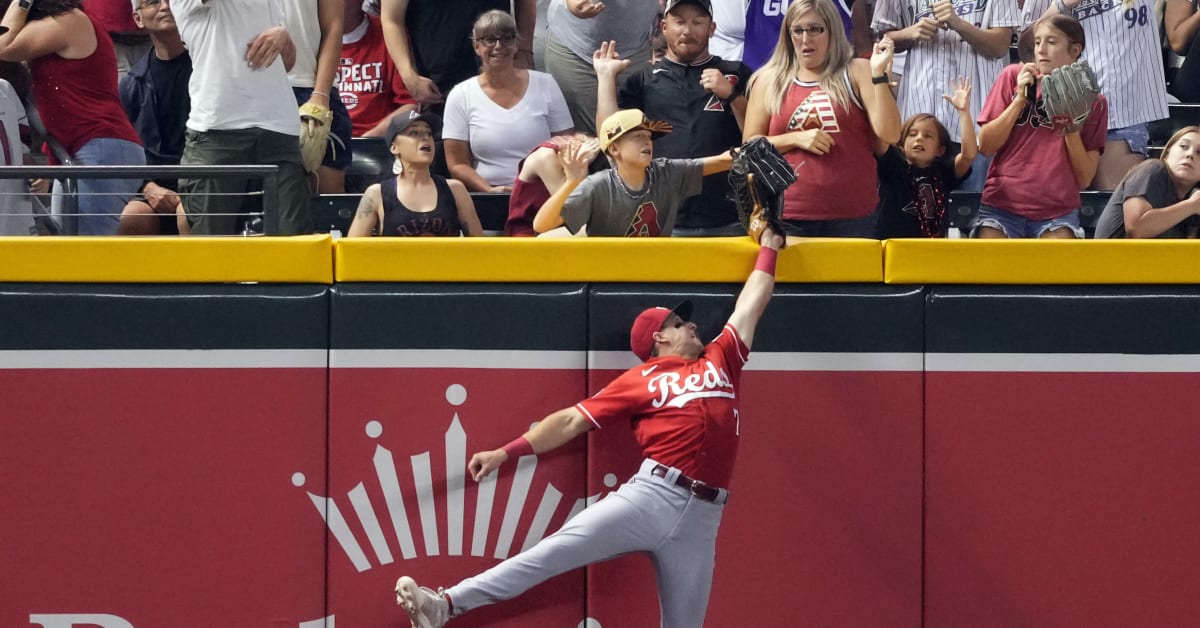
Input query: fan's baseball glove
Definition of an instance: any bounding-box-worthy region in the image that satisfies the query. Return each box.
[728,137,795,244]
[299,102,333,173]
[1040,60,1100,134]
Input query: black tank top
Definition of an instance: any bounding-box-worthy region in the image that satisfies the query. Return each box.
[380,175,463,236]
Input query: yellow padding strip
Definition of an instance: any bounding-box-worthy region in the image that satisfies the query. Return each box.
[0,235,334,283]
[885,239,1200,284]
[335,237,883,283]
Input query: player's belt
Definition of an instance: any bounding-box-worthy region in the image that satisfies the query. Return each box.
[650,464,724,504]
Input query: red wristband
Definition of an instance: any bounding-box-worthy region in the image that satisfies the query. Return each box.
[754,246,777,275]
[501,436,534,459]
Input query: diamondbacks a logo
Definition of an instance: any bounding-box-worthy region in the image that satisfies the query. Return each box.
[627,202,661,237]
[703,74,742,112]
[787,92,840,133]
[293,384,616,573]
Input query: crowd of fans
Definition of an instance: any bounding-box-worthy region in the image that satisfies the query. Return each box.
[0,0,1196,239]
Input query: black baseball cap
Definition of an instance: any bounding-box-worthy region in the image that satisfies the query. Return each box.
[664,0,713,17]
[386,110,442,144]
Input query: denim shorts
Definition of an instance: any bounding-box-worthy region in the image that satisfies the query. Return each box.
[971,204,1084,239]
[1107,122,1150,156]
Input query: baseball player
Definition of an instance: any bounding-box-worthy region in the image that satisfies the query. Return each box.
[395,227,787,628]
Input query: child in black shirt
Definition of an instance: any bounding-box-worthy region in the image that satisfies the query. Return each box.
[876,77,976,238]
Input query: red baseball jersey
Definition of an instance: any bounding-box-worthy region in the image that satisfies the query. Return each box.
[576,324,749,488]
[339,15,416,137]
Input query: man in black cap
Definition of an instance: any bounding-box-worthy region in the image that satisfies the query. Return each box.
[594,0,753,236]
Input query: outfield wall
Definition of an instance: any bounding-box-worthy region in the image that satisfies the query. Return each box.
[2,237,1197,628]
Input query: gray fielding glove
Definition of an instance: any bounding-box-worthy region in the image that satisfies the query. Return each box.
[1040,60,1100,134]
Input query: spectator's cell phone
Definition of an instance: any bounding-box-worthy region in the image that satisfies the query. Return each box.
[1023,82,1035,102]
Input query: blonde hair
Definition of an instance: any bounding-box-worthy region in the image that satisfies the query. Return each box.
[747,0,854,114]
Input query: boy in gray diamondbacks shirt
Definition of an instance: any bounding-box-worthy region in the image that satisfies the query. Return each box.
[533,109,734,237]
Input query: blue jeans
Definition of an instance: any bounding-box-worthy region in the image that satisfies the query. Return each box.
[61,138,146,235]
[1108,123,1150,156]
[971,204,1084,239]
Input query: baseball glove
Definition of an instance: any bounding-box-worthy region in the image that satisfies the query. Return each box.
[728,137,795,244]
[1040,60,1100,134]
[299,102,333,173]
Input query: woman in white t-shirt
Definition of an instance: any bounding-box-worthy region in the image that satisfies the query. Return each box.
[443,10,573,192]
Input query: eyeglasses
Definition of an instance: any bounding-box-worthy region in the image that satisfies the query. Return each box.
[472,34,518,47]
[790,25,828,37]
[137,0,161,9]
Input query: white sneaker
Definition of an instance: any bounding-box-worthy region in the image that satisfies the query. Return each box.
[395,576,450,628]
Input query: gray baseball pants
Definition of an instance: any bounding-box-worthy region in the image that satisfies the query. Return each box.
[445,459,728,628]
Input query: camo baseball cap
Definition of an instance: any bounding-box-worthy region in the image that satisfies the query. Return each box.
[598,109,673,150]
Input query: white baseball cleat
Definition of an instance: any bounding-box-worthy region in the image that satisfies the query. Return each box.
[395,576,450,628]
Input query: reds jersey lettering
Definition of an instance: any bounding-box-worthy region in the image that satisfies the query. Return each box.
[338,59,388,99]
[647,361,735,409]
[575,326,748,487]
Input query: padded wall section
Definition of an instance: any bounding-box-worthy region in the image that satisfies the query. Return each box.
[0,284,330,627]
[584,284,925,628]
[924,286,1200,628]
[326,284,590,626]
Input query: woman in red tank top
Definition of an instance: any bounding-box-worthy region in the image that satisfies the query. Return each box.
[0,0,145,235]
[742,0,900,239]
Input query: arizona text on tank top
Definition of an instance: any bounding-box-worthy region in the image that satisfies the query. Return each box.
[768,71,878,221]
[380,175,463,236]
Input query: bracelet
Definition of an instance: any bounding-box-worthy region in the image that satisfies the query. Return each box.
[312,90,329,98]
[501,436,534,459]
[871,74,889,85]
[754,246,778,275]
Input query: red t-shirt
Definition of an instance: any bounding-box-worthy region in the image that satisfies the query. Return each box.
[575,324,749,489]
[978,64,1108,220]
[768,75,878,221]
[339,15,415,137]
[84,0,139,33]
[505,141,557,236]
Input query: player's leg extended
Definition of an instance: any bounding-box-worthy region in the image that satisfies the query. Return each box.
[651,498,724,628]
[445,478,664,614]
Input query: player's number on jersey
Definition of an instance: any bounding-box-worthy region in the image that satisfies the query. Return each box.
[1124,5,1148,28]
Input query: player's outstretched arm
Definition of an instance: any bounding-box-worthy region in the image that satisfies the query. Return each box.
[467,407,593,481]
[726,227,784,351]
